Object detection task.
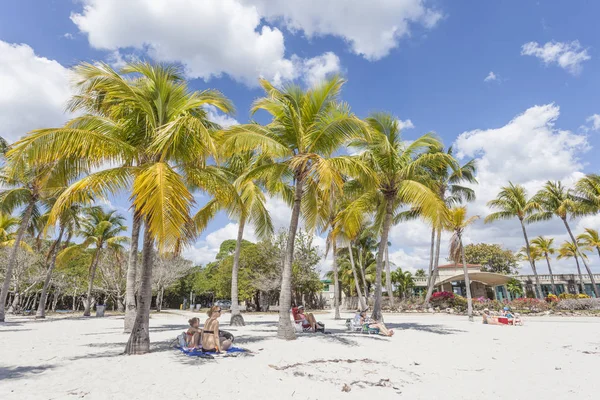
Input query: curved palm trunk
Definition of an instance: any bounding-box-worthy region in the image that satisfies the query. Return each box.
[84,247,102,317]
[332,240,340,319]
[0,201,35,322]
[36,226,65,319]
[230,217,246,326]
[572,255,583,294]
[277,177,304,340]
[426,227,435,292]
[519,219,542,299]
[563,218,599,298]
[544,253,557,295]
[124,212,141,333]
[372,197,393,321]
[425,227,442,305]
[459,232,473,321]
[385,244,394,308]
[357,247,369,299]
[347,242,366,310]
[125,225,154,354]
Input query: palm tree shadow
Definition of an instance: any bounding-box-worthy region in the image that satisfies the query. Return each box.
[0,364,56,381]
[386,323,465,335]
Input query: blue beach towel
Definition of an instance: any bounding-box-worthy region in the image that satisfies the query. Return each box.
[178,347,248,357]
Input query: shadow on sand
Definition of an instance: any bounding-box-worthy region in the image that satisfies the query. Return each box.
[0,364,56,381]
[386,322,465,335]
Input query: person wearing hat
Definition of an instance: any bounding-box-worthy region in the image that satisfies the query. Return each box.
[292,305,319,332]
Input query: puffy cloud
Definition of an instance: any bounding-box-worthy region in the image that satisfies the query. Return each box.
[247,0,443,60]
[204,105,239,128]
[484,71,497,82]
[0,41,73,142]
[398,119,415,130]
[300,52,341,87]
[521,41,591,75]
[71,0,339,86]
[586,114,600,131]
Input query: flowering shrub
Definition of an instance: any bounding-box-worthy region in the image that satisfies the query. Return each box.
[450,295,467,310]
[509,298,549,312]
[559,293,590,300]
[472,297,503,311]
[430,291,454,308]
[546,293,559,303]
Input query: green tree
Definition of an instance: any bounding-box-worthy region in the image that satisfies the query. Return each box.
[391,268,415,299]
[447,206,479,321]
[530,181,599,298]
[557,240,588,295]
[506,278,524,298]
[415,269,426,278]
[463,243,518,274]
[219,76,367,339]
[340,113,452,321]
[578,228,600,259]
[485,182,543,299]
[574,174,600,215]
[530,236,557,295]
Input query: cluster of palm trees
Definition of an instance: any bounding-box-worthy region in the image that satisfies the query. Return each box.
[0,61,597,352]
[486,180,600,299]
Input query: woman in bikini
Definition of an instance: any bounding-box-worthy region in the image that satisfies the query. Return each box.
[359,309,394,336]
[201,306,233,353]
[186,317,202,348]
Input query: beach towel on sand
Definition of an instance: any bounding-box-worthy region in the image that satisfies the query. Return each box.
[178,347,248,358]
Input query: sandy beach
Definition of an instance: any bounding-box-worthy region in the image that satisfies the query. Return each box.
[1,311,599,400]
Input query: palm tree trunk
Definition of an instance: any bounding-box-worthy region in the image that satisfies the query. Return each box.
[36,226,65,319]
[357,247,368,299]
[372,197,393,321]
[277,176,304,340]
[519,218,542,299]
[347,242,366,310]
[459,232,473,321]
[155,286,163,312]
[385,244,394,308]
[124,211,141,333]
[230,217,246,326]
[332,239,340,319]
[573,256,583,294]
[125,225,154,354]
[563,218,599,298]
[426,226,435,292]
[544,253,557,295]
[0,201,35,322]
[84,247,102,317]
[425,227,442,305]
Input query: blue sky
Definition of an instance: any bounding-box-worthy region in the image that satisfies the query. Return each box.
[1,0,599,274]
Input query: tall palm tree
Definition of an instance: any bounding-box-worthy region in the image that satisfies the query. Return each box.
[447,206,479,321]
[578,228,600,259]
[574,174,600,215]
[194,152,273,326]
[530,236,557,295]
[485,183,543,299]
[219,76,369,339]
[339,113,453,321]
[424,147,477,305]
[0,213,24,248]
[391,268,415,299]
[62,207,127,316]
[530,181,599,297]
[557,240,588,295]
[8,62,235,352]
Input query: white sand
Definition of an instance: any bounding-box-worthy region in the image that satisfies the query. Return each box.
[1,310,599,400]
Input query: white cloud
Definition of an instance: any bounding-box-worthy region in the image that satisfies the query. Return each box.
[71,0,339,86]
[247,0,443,60]
[398,119,415,130]
[300,52,341,87]
[586,114,600,131]
[204,105,239,128]
[521,40,591,75]
[0,41,73,142]
[63,33,74,40]
[484,71,497,82]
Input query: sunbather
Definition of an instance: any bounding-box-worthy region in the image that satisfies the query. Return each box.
[358,309,394,337]
[186,317,202,348]
[292,305,318,332]
[482,309,506,325]
[201,306,233,353]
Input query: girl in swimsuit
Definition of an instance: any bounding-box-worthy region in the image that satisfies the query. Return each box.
[201,306,233,353]
[186,317,202,348]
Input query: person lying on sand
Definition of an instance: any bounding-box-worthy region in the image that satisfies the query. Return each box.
[293,305,319,332]
[201,306,233,353]
[186,317,202,348]
[358,309,394,337]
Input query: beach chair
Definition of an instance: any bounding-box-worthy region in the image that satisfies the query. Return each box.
[346,318,362,332]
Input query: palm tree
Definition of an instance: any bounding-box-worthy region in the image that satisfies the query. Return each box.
[0,213,24,248]
[339,113,453,321]
[557,240,588,295]
[8,62,235,351]
[530,236,557,295]
[574,174,600,215]
[447,206,479,321]
[530,181,599,298]
[63,207,127,316]
[194,152,273,326]
[219,76,368,339]
[424,147,477,305]
[578,228,600,259]
[391,269,414,299]
[485,183,543,299]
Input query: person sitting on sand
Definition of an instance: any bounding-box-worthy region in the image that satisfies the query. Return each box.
[186,317,203,348]
[358,309,394,337]
[482,309,506,325]
[292,305,319,332]
[201,306,233,353]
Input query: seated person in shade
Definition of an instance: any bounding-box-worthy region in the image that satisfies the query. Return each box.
[358,309,394,337]
[185,317,202,348]
[201,306,233,353]
[292,305,319,332]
